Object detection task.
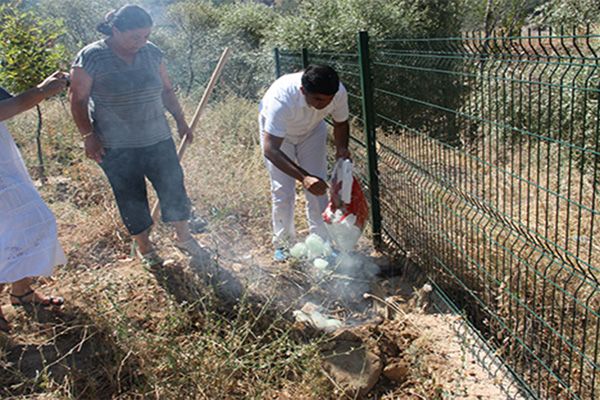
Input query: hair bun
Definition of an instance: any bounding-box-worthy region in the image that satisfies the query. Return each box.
[96,21,112,35]
[104,9,116,22]
[99,5,153,36]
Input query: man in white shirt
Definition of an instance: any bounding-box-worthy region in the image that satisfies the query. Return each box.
[259,64,350,261]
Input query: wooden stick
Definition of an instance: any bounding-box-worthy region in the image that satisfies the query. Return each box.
[151,47,231,221]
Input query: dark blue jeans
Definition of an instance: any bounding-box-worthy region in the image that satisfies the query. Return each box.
[99,138,191,235]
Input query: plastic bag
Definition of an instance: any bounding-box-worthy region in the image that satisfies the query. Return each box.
[322,159,369,252]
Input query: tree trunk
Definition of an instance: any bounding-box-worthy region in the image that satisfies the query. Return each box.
[36,104,46,184]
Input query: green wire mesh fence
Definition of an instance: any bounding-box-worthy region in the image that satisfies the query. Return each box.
[275,26,600,399]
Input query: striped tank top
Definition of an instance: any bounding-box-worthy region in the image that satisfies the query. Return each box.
[72,40,172,148]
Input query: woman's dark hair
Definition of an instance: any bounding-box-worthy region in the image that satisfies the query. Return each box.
[301,64,340,96]
[97,4,153,36]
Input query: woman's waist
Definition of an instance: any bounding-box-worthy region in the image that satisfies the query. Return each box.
[95,128,173,149]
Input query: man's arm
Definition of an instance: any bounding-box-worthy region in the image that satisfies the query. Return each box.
[333,119,350,159]
[262,132,328,196]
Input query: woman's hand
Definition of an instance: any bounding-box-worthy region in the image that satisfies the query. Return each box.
[176,118,193,144]
[84,134,105,163]
[38,71,70,98]
[0,71,70,121]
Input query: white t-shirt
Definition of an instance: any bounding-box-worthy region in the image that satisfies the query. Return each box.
[259,72,349,144]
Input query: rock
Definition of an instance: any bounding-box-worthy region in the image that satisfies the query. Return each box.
[383,359,409,382]
[322,330,382,398]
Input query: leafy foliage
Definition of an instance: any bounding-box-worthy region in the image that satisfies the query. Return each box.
[461,0,544,32]
[531,0,600,27]
[461,0,599,32]
[154,0,277,99]
[0,4,67,93]
[269,0,462,51]
[219,2,276,47]
[0,3,68,181]
[154,0,223,95]
[36,0,122,54]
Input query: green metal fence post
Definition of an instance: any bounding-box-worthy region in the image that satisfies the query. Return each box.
[274,48,281,78]
[301,48,309,69]
[357,30,382,248]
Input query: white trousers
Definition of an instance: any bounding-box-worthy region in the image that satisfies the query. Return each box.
[260,120,329,248]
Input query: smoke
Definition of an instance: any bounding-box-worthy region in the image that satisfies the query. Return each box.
[290,233,380,311]
[327,251,380,306]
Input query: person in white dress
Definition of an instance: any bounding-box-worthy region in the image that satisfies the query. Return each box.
[0,71,70,333]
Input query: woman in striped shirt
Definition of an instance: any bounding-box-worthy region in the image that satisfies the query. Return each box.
[70,5,210,268]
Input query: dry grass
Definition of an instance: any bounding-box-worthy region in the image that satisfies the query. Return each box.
[182,93,313,245]
[0,95,533,400]
[372,125,599,399]
[1,97,333,399]
[182,94,273,243]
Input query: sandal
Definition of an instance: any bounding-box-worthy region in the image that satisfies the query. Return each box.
[10,289,64,307]
[0,316,10,333]
[138,249,164,269]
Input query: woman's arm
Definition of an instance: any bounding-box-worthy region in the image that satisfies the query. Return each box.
[159,62,193,142]
[69,67,94,135]
[69,66,104,162]
[0,72,68,122]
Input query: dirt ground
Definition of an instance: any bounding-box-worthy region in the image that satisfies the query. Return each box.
[145,211,527,399]
[1,204,527,399]
[0,96,528,398]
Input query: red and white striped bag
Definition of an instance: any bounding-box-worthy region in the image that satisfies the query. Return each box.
[322,159,369,251]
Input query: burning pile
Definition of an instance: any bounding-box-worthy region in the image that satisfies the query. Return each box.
[288,159,378,331]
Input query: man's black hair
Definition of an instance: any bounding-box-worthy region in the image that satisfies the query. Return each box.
[301,64,340,96]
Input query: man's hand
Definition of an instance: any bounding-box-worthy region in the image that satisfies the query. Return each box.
[335,147,351,160]
[302,175,328,196]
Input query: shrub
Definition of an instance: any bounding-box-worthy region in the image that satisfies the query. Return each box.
[269,0,461,51]
[0,3,68,181]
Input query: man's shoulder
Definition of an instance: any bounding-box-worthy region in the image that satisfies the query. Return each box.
[276,72,302,89]
[264,72,302,103]
[334,82,347,99]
